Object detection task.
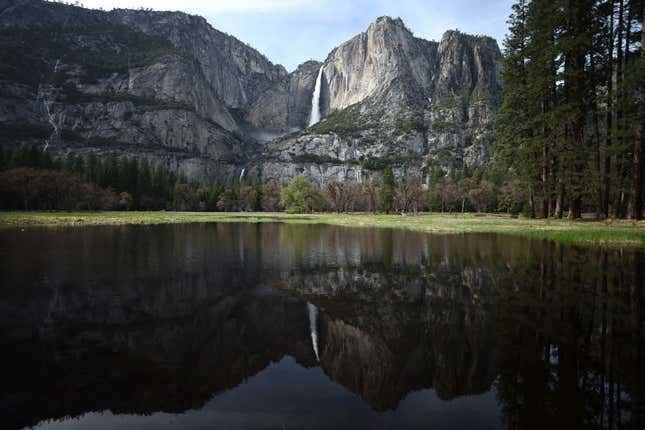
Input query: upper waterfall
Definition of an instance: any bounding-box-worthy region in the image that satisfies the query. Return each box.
[308,66,324,126]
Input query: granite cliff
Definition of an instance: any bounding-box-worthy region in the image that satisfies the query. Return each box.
[0,0,502,183]
[260,17,502,183]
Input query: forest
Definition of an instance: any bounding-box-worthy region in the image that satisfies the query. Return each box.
[496,0,644,219]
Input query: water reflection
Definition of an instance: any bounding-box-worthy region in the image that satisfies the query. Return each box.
[0,223,642,429]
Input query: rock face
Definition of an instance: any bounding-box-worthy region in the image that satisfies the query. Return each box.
[260,18,502,184]
[0,1,502,183]
[322,17,438,113]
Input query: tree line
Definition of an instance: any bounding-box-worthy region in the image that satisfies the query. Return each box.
[496,0,644,219]
[0,146,517,214]
[0,147,182,210]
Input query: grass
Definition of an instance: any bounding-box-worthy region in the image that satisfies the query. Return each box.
[2,211,645,248]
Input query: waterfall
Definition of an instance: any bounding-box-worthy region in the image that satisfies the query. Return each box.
[43,58,62,152]
[43,100,58,152]
[239,167,246,182]
[308,66,324,127]
[307,302,320,361]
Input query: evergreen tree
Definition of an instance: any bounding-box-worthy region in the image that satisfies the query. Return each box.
[631,1,645,219]
[138,159,152,198]
[254,171,264,211]
[72,154,84,176]
[103,155,120,189]
[86,153,99,184]
[125,158,139,205]
[379,166,396,214]
[152,163,169,205]
[496,0,537,217]
[0,147,6,170]
[496,0,642,219]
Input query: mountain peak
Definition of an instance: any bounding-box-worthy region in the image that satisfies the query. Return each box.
[374,16,404,25]
[440,29,500,49]
[370,16,409,32]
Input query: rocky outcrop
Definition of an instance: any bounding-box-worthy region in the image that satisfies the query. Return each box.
[0,0,317,181]
[260,18,502,183]
[245,60,321,139]
[110,9,288,113]
[320,17,437,113]
[0,1,501,183]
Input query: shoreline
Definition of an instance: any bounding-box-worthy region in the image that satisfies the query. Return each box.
[1,211,644,248]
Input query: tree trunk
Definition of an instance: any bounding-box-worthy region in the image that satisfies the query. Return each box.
[614,0,626,217]
[555,181,565,218]
[552,153,559,218]
[590,52,602,219]
[631,1,645,220]
[542,96,551,218]
[604,0,615,218]
[564,0,589,220]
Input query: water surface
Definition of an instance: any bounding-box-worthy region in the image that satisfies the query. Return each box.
[0,223,643,429]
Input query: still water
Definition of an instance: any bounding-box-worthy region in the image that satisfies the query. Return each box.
[0,223,643,429]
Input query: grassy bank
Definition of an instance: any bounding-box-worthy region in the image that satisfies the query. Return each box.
[1,211,645,248]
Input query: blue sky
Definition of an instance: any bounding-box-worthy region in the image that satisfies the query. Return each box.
[81,0,514,71]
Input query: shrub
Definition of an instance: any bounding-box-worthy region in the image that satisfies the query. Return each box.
[379,167,396,214]
[280,176,323,213]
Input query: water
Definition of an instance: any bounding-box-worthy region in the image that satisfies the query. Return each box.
[307,302,320,361]
[0,223,643,429]
[309,66,324,126]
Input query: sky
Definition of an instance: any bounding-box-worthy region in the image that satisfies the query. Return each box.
[78,0,514,71]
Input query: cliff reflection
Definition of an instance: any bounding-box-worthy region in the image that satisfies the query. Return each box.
[0,223,642,429]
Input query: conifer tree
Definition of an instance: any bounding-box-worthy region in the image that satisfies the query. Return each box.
[379,166,396,214]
